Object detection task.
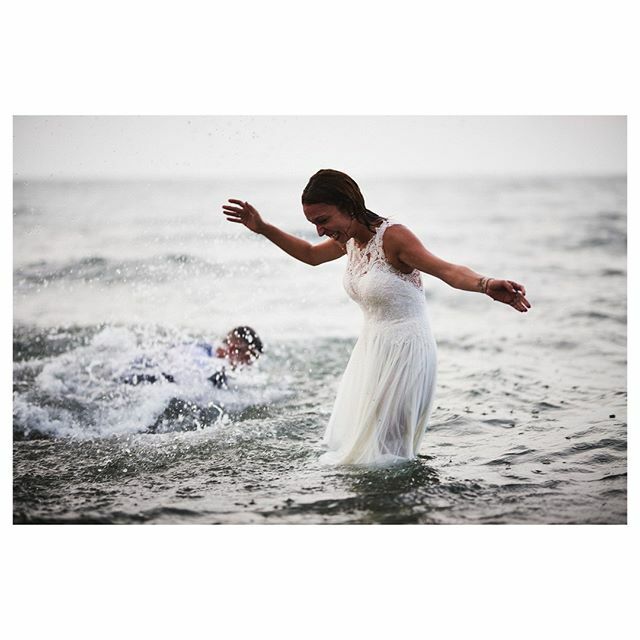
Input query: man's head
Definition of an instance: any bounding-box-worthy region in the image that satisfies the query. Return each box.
[216,326,263,367]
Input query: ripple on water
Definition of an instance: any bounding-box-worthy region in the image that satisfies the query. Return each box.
[569,438,627,453]
[484,448,537,466]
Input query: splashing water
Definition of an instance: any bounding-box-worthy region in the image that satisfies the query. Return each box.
[13,176,626,523]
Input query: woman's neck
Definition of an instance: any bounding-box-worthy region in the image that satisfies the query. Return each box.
[350,219,381,247]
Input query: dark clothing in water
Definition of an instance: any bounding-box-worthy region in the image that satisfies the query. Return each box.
[123,369,227,388]
[122,372,175,385]
[207,369,228,389]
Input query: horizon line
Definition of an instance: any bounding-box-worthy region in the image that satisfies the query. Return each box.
[12,170,627,184]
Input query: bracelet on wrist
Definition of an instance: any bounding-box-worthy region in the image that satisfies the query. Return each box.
[479,276,491,294]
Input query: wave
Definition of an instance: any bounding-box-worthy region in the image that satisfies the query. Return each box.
[568,438,627,453]
[13,325,291,439]
[483,448,537,466]
[569,310,626,324]
[14,254,233,288]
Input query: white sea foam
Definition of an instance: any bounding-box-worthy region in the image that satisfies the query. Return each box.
[14,325,292,438]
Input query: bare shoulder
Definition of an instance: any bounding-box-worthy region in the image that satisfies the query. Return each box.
[383,223,421,249]
[380,223,425,272]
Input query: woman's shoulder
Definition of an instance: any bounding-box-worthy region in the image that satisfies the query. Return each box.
[381,220,418,244]
[381,221,426,259]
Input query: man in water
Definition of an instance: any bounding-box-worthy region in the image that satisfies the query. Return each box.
[122,326,263,388]
[207,325,264,388]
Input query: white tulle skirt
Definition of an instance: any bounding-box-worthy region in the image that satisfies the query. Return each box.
[320,318,437,466]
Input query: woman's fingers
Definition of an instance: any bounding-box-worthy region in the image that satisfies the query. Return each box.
[226,198,254,212]
[222,205,245,214]
[222,199,264,235]
[493,279,530,312]
[513,293,531,312]
[509,280,527,296]
[223,200,251,223]
[487,278,531,312]
[223,200,257,220]
[515,290,531,308]
[223,200,249,213]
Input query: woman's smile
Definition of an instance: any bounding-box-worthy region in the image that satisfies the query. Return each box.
[303,203,352,241]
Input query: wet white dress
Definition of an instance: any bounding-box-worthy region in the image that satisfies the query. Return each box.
[320,220,437,465]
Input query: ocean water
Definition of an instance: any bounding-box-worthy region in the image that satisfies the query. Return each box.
[13,176,627,523]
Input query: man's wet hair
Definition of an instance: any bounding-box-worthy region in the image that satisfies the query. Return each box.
[230,326,263,355]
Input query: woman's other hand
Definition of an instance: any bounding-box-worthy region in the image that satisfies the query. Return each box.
[486,279,531,312]
[222,199,266,234]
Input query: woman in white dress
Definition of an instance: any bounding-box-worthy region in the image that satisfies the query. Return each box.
[223,169,530,465]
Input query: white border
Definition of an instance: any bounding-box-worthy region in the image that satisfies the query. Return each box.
[4,1,636,637]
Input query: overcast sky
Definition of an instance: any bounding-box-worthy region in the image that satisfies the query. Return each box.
[13,115,626,180]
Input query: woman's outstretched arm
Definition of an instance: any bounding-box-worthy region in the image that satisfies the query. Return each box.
[222,199,345,266]
[384,224,531,313]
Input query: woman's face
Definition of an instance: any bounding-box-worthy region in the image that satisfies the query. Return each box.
[303,203,353,242]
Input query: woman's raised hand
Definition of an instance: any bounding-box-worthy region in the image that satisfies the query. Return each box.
[486,279,531,312]
[222,199,265,234]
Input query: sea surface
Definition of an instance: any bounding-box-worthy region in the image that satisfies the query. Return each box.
[13,176,627,523]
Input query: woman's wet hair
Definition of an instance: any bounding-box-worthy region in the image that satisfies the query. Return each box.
[301,169,386,232]
[229,326,263,356]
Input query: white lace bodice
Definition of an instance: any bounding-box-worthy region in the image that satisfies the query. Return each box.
[344,220,427,327]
